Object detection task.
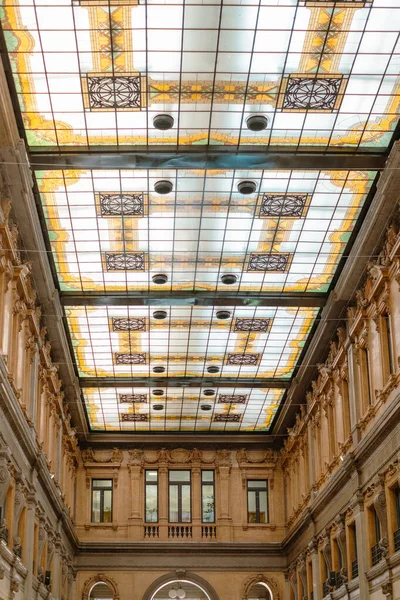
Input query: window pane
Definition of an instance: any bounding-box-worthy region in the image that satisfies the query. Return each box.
[248,490,257,523]
[103,490,112,523]
[201,471,214,482]
[92,490,101,523]
[146,470,158,482]
[202,484,215,522]
[181,484,191,522]
[169,485,179,522]
[259,491,268,524]
[169,470,190,482]
[248,480,267,488]
[93,479,112,488]
[145,485,158,522]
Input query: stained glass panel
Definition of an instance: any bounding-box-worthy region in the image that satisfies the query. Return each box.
[1,0,399,150]
[38,168,375,294]
[83,386,285,432]
[64,304,318,379]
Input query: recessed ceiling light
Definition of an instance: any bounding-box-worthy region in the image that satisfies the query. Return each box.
[246,115,269,132]
[152,389,164,396]
[152,273,168,285]
[153,366,165,374]
[203,389,216,396]
[221,274,238,285]
[153,404,164,411]
[216,310,231,320]
[237,180,257,195]
[153,114,174,130]
[153,310,168,320]
[154,180,173,195]
[200,404,212,411]
[207,366,220,374]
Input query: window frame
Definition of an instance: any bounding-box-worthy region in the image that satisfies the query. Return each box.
[91,479,113,523]
[144,470,159,523]
[168,470,192,523]
[201,470,215,523]
[247,479,269,524]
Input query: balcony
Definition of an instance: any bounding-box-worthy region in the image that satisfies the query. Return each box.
[371,543,383,566]
[322,582,330,597]
[394,528,400,552]
[351,559,358,578]
[144,525,159,539]
[201,525,217,539]
[168,525,192,539]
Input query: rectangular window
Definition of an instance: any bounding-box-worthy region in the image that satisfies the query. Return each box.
[395,487,400,528]
[385,314,394,375]
[364,349,372,405]
[145,470,158,523]
[247,480,268,523]
[91,479,113,523]
[201,470,215,523]
[169,471,191,523]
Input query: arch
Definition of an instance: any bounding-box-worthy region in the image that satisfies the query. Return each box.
[242,574,280,600]
[82,575,119,600]
[142,572,220,600]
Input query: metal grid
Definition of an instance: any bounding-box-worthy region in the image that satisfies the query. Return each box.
[37,168,375,293]
[82,386,285,432]
[1,0,400,150]
[64,304,318,380]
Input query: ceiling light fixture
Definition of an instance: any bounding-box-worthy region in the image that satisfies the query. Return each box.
[154,180,173,194]
[215,310,231,320]
[152,389,164,396]
[153,310,168,319]
[152,273,168,285]
[221,274,237,285]
[246,114,269,131]
[207,366,220,374]
[203,389,215,396]
[153,114,174,130]
[152,404,164,411]
[237,180,257,195]
[152,366,165,374]
[200,404,212,411]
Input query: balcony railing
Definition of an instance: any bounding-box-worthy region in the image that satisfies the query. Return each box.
[371,543,383,566]
[144,525,159,539]
[394,528,400,552]
[201,525,217,539]
[351,559,358,579]
[168,525,192,539]
[322,582,330,597]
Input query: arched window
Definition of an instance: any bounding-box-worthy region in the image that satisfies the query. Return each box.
[90,583,114,600]
[242,575,280,600]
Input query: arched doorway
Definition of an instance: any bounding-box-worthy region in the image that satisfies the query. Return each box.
[143,572,219,600]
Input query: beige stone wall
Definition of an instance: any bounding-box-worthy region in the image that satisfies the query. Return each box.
[74,447,285,544]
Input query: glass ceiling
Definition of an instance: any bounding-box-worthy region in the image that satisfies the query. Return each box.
[38,168,375,293]
[1,0,400,150]
[83,386,285,432]
[0,0,394,433]
[64,305,318,379]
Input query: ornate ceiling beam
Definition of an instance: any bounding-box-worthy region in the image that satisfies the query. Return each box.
[79,377,291,389]
[28,148,387,171]
[60,291,326,308]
